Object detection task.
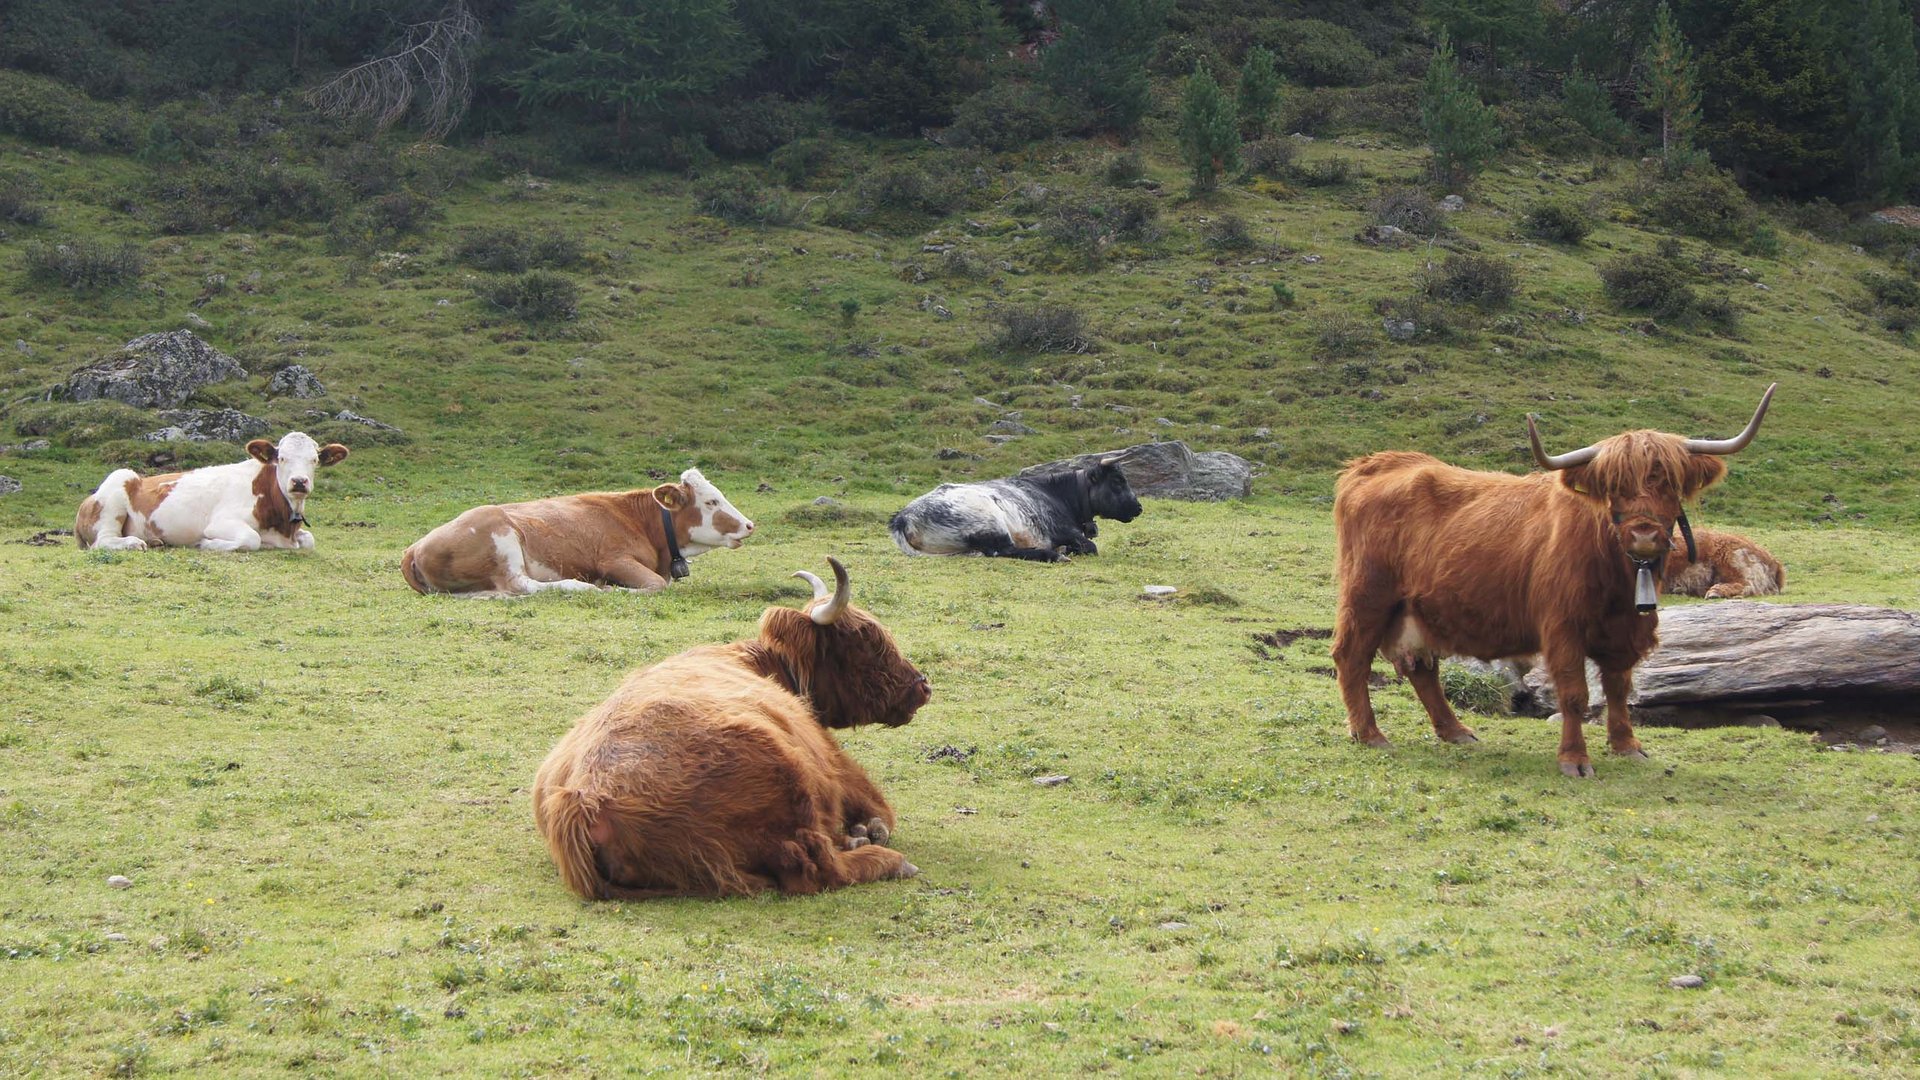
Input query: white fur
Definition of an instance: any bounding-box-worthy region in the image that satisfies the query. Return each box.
[891,483,1046,556]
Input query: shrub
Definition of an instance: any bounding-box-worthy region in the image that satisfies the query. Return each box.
[826,159,986,231]
[1271,281,1296,308]
[690,95,818,158]
[1260,19,1374,87]
[1204,213,1258,251]
[23,239,144,291]
[1522,199,1593,244]
[1313,314,1375,358]
[1284,90,1341,136]
[363,189,440,236]
[1101,149,1148,186]
[1293,156,1354,187]
[1861,270,1920,308]
[1041,189,1160,267]
[1372,188,1441,235]
[474,271,580,323]
[947,82,1063,150]
[1599,254,1695,317]
[0,170,45,225]
[769,138,834,187]
[692,167,795,226]
[140,161,342,234]
[1422,254,1517,308]
[942,248,990,279]
[988,304,1093,353]
[1240,136,1295,177]
[0,70,131,149]
[1636,168,1756,243]
[451,227,581,273]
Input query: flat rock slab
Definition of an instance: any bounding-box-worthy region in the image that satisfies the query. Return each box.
[145,408,270,443]
[61,330,245,409]
[1512,603,1920,714]
[1019,440,1255,501]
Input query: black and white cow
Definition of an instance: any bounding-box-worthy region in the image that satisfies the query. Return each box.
[889,461,1142,562]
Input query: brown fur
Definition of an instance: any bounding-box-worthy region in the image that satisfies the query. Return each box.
[531,591,933,900]
[402,484,697,595]
[249,464,302,540]
[1332,429,1738,777]
[1663,528,1784,599]
[74,473,182,549]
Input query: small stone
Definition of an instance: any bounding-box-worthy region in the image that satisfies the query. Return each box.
[1738,714,1781,728]
[183,312,212,330]
[1154,417,1175,427]
[973,396,996,407]
[104,932,129,943]
[1300,254,1323,264]
[107,875,132,889]
[1669,974,1705,989]
[1383,317,1417,342]
[983,434,1015,444]
[1159,920,1188,931]
[990,418,1037,436]
[1858,725,1890,744]
[1830,742,1857,752]
[755,481,774,493]
[0,476,19,496]
[334,410,400,432]
[1254,427,1272,439]
[267,364,326,398]
[1142,585,1177,598]
[1330,1019,1356,1035]
[1032,775,1070,787]
[14,340,29,355]
[812,496,840,506]
[1440,194,1465,211]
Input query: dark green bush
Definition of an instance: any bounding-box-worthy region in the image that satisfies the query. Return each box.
[769,138,834,187]
[947,82,1063,150]
[1042,189,1160,268]
[689,96,819,158]
[1599,254,1695,317]
[1240,136,1295,177]
[140,161,342,234]
[363,189,440,236]
[1522,199,1594,244]
[1204,213,1258,251]
[1372,188,1441,234]
[691,167,795,225]
[1102,149,1148,186]
[23,238,143,291]
[826,158,988,231]
[1422,254,1517,308]
[988,304,1093,353]
[1636,168,1757,243]
[1860,271,1920,309]
[1259,19,1374,86]
[451,227,582,273]
[1293,156,1355,187]
[474,271,580,323]
[0,170,46,225]
[1313,314,1375,358]
[0,70,131,149]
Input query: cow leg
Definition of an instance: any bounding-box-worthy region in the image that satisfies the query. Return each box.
[1332,592,1394,748]
[832,758,897,848]
[964,530,1065,563]
[1544,647,1595,778]
[601,558,671,594]
[198,520,263,552]
[766,830,917,894]
[1703,581,1748,599]
[1599,666,1646,759]
[1402,658,1478,745]
[1060,526,1098,556]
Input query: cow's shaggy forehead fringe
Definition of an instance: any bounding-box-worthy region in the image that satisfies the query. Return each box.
[757,605,922,728]
[1562,430,1726,503]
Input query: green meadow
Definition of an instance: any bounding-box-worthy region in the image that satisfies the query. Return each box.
[3,129,1919,1075]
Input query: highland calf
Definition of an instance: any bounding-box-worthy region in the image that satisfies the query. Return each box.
[532,558,932,899]
[75,432,349,551]
[1663,528,1784,598]
[1331,385,1776,777]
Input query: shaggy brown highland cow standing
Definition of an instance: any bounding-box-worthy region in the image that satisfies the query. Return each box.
[533,558,932,898]
[1331,386,1776,777]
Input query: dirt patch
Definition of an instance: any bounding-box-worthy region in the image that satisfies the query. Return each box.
[1306,664,1396,688]
[1249,627,1332,660]
[15,529,72,546]
[924,745,974,764]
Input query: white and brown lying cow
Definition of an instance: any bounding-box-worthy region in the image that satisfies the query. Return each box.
[1664,527,1784,599]
[75,432,350,552]
[400,468,754,598]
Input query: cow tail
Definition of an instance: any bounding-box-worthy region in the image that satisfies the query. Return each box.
[538,787,607,901]
[887,512,921,556]
[400,546,430,594]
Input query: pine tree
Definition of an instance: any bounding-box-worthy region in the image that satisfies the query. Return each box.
[1237,45,1282,140]
[1178,65,1240,192]
[1042,0,1174,130]
[1638,1,1700,163]
[1562,62,1630,147]
[1420,31,1500,186]
[1846,0,1920,200]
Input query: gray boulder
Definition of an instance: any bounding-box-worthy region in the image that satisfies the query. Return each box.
[335,410,400,432]
[0,475,19,496]
[144,408,271,444]
[60,331,246,409]
[266,364,327,398]
[1019,440,1255,501]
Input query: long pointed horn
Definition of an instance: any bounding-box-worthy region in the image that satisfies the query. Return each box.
[811,557,851,626]
[792,570,828,600]
[1683,383,1777,455]
[1526,413,1601,471]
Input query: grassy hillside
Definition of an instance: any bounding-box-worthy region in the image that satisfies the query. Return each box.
[2,121,1919,1075]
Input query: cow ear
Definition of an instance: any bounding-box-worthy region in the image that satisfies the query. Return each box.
[653,483,690,511]
[246,439,277,464]
[318,443,350,467]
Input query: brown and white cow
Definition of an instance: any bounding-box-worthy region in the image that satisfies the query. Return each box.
[533,557,933,899]
[1664,528,1784,599]
[1331,385,1775,777]
[75,432,350,552]
[399,468,753,598]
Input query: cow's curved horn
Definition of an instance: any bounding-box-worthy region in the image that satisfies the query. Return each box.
[1526,414,1601,471]
[1098,456,1120,467]
[810,557,851,625]
[792,570,829,600]
[1683,382,1777,455]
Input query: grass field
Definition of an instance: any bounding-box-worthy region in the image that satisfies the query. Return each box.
[3,125,1920,1075]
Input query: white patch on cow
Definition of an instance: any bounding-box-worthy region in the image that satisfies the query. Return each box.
[1729,549,1779,595]
[493,530,596,596]
[890,483,1044,556]
[679,467,753,552]
[1666,561,1715,597]
[1387,617,1436,667]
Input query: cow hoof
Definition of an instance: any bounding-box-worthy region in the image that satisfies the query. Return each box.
[844,836,870,850]
[1438,729,1480,745]
[892,860,919,880]
[864,818,891,846]
[848,823,868,839]
[1353,734,1391,749]
[1559,761,1596,779]
[1611,747,1649,760]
